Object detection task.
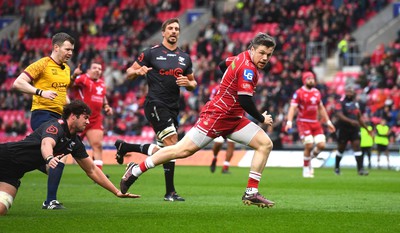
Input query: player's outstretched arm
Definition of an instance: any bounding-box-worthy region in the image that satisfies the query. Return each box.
[76,157,140,198]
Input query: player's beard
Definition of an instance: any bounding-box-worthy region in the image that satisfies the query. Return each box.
[167,36,177,45]
[305,83,314,89]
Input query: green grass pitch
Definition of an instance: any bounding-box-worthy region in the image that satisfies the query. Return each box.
[1,165,399,233]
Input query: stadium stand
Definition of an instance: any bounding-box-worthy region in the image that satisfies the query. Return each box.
[0,0,398,148]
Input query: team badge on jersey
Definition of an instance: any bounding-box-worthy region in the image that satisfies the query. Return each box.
[243,69,254,81]
[46,125,58,135]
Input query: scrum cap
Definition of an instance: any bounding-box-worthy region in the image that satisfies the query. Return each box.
[302,72,315,84]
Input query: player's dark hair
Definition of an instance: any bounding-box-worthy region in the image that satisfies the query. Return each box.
[52,32,75,47]
[62,100,91,119]
[249,33,276,49]
[161,18,180,32]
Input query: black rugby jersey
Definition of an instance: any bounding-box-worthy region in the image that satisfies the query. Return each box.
[5,118,88,172]
[136,43,193,110]
[335,98,361,130]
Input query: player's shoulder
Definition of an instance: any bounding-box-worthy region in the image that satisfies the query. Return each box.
[41,118,65,134]
[30,56,51,67]
[149,44,161,50]
[311,87,321,94]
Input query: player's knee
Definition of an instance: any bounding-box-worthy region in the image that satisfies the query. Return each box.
[157,125,177,142]
[0,191,14,216]
[91,140,102,150]
[259,138,273,153]
[303,135,314,145]
[314,134,326,144]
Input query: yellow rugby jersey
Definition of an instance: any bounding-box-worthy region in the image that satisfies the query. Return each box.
[24,56,71,115]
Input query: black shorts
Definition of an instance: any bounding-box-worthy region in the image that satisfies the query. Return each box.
[144,100,178,134]
[376,144,388,152]
[336,127,361,144]
[0,145,22,189]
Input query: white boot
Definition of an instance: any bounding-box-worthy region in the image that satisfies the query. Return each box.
[303,166,314,178]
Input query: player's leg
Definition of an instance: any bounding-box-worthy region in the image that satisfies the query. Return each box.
[222,139,235,174]
[160,132,184,201]
[351,137,368,175]
[302,137,314,178]
[86,129,105,171]
[211,137,224,173]
[31,110,66,209]
[366,147,372,169]
[120,128,209,194]
[376,145,382,169]
[334,128,347,175]
[0,182,17,216]
[229,120,274,208]
[298,122,314,178]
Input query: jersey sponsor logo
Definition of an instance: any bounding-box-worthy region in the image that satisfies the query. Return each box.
[243,69,254,81]
[242,83,251,89]
[167,54,176,57]
[231,60,236,70]
[95,86,103,95]
[156,56,167,60]
[51,82,68,92]
[67,141,76,152]
[159,68,183,78]
[46,125,58,135]
[178,56,186,66]
[310,96,318,104]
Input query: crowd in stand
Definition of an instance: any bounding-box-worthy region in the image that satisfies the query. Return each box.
[0,0,398,147]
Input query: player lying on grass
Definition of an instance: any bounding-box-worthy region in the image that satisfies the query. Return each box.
[0,100,139,216]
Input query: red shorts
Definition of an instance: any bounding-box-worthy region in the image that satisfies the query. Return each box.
[194,112,251,138]
[80,115,103,138]
[296,121,323,139]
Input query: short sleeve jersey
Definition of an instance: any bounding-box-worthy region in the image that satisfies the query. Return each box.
[24,56,71,115]
[290,86,322,122]
[136,44,193,111]
[6,118,88,172]
[203,51,258,117]
[74,73,106,119]
[335,97,361,129]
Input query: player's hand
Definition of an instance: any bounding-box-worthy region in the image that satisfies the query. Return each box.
[116,190,141,198]
[284,121,292,132]
[72,63,83,78]
[41,90,58,100]
[176,75,190,87]
[327,121,336,133]
[262,111,273,126]
[136,66,152,76]
[47,154,65,169]
[104,105,113,115]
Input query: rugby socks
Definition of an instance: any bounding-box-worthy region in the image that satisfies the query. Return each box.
[124,143,156,156]
[94,160,103,170]
[163,161,176,194]
[354,151,363,171]
[246,171,261,194]
[132,157,155,177]
[303,156,311,167]
[335,151,343,169]
[45,162,65,204]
